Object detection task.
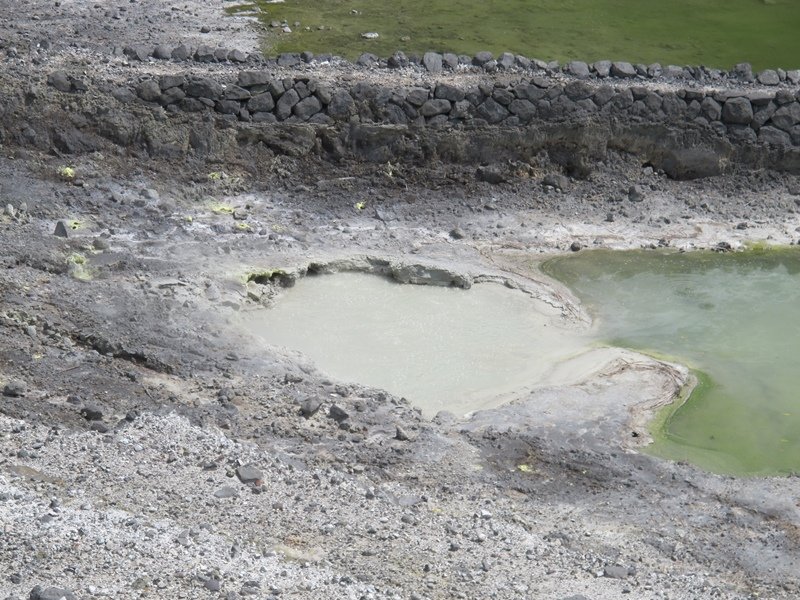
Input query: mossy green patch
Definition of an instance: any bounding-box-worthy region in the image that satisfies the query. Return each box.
[229,0,800,70]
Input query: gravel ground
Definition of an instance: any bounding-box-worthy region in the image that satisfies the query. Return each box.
[2,2,800,600]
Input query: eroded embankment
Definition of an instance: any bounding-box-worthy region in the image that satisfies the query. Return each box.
[1,52,800,180]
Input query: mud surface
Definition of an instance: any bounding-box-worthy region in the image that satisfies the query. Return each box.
[2,2,800,600]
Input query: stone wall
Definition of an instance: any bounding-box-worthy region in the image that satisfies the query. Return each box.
[16,51,800,178]
[48,59,800,149]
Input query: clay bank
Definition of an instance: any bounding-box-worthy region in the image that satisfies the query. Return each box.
[3,2,800,599]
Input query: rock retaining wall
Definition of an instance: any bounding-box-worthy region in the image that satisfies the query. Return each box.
[47,65,800,149]
[5,52,800,179]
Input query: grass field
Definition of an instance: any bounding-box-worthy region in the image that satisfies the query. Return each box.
[228,0,800,70]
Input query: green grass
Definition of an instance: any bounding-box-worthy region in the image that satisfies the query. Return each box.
[228,0,800,70]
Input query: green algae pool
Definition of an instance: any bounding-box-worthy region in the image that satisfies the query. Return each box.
[542,248,800,476]
[228,0,800,70]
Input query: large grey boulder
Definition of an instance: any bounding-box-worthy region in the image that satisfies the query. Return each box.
[135,80,161,102]
[700,97,722,121]
[327,90,356,121]
[472,51,493,66]
[721,97,753,125]
[476,98,509,123]
[184,77,223,100]
[434,84,465,102]
[757,69,780,86]
[611,61,636,78]
[420,99,451,117]
[566,61,590,79]
[293,96,322,120]
[497,52,516,69]
[29,586,77,600]
[770,102,800,131]
[593,60,612,77]
[275,88,300,120]
[758,125,792,146]
[47,71,73,92]
[247,93,275,113]
[238,71,270,88]
[422,52,443,74]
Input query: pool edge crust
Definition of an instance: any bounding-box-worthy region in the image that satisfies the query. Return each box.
[235,255,693,456]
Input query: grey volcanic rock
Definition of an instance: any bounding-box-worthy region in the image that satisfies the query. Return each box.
[247,92,275,113]
[3,380,26,397]
[593,60,612,77]
[275,88,300,120]
[224,85,251,101]
[497,52,516,69]
[472,51,493,66]
[47,71,72,93]
[759,125,792,146]
[135,79,161,102]
[758,69,780,86]
[422,52,442,74]
[153,44,172,60]
[171,44,191,61]
[771,102,800,131]
[293,95,322,120]
[566,61,590,79]
[420,99,451,117]
[722,97,753,125]
[611,61,636,78]
[236,465,264,484]
[434,84,465,103]
[238,71,270,88]
[184,77,222,100]
[509,99,536,121]
[406,88,429,107]
[476,98,508,123]
[327,90,356,120]
[732,62,754,82]
[701,97,722,121]
[29,586,77,600]
[158,74,185,90]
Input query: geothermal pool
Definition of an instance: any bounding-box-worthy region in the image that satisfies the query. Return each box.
[248,250,800,476]
[544,248,800,476]
[247,272,595,417]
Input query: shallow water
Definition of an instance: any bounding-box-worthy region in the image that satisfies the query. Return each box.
[246,272,592,417]
[543,248,800,476]
[229,0,799,69]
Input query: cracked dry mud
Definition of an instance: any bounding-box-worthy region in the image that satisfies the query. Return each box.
[2,2,800,600]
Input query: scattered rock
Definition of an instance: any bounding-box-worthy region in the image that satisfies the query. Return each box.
[628,185,646,202]
[570,241,582,252]
[328,404,350,423]
[395,425,411,441]
[3,380,26,397]
[476,165,507,184]
[299,397,323,418]
[54,220,71,238]
[79,405,103,421]
[236,465,264,484]
[449,227,465,240]
[47,71,72,93]
[603,565,630,579]
[543,173,569,191]
[422,52,442,74]
[29,586,77,600]
[721,97,754,125]
[214,486,238,499]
